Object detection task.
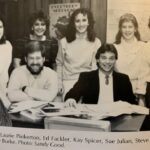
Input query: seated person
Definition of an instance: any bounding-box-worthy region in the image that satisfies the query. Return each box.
[65,44,137,107]
[8,41,58,102]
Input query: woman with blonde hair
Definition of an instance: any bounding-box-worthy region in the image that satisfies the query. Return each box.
[114,13,146,105]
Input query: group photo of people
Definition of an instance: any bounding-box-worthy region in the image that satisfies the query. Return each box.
[0,0,150,131]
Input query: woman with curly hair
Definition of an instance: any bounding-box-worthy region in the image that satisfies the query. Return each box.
[13,10,58,70]
[56,8,101,99]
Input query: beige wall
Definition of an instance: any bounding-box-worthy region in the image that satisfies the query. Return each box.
[2,0,107,43]
[107,0,150,43]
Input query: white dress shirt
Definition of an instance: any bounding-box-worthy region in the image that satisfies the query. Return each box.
[98,71,114,105]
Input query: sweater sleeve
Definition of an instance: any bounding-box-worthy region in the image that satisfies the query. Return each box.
[56,39,65,87]
[26,71,58,102]
[136,43,150,94]
[0,41,12,74]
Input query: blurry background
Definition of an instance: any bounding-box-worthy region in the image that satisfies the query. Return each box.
[0,0,106,43]
[1,0,150,44]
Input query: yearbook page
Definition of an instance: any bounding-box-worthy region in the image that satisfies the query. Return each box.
[0,0,150,150]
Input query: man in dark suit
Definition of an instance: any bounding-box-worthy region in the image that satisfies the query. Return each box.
[65,43,137,107]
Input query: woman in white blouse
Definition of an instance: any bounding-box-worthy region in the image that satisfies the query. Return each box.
[140,18,150,108]
[114,13,146,105]
[56,8,101,99]
[0,16,12,108]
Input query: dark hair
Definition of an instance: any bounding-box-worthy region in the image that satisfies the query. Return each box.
[29,10,49,35]
[66,8,96,43]
[25,41,46,57]
[0,16,6,44]
[95,43,118,60]
[115,13,141,44]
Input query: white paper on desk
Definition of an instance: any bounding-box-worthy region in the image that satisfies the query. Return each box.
[8,100,48,113]
[130,104,149,115]
[79,101,149,120]
[41,101,149,118]
[41,107,86,117]
[20,108,45,121]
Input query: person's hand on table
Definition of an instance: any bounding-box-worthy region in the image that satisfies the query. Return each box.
[65,98,77,108]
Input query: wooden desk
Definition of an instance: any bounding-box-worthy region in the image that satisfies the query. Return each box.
[44,115,146,132]
[10,112,146,131]
[44,116,111,132]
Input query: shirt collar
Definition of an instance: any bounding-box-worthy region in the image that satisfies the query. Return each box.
[30,34,46,41]
[76,32,88,39]
[99,69,113,78]
[121,36,138,45]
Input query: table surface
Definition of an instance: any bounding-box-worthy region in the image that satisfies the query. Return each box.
[9,102,148,131]
[10,112,146,131]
